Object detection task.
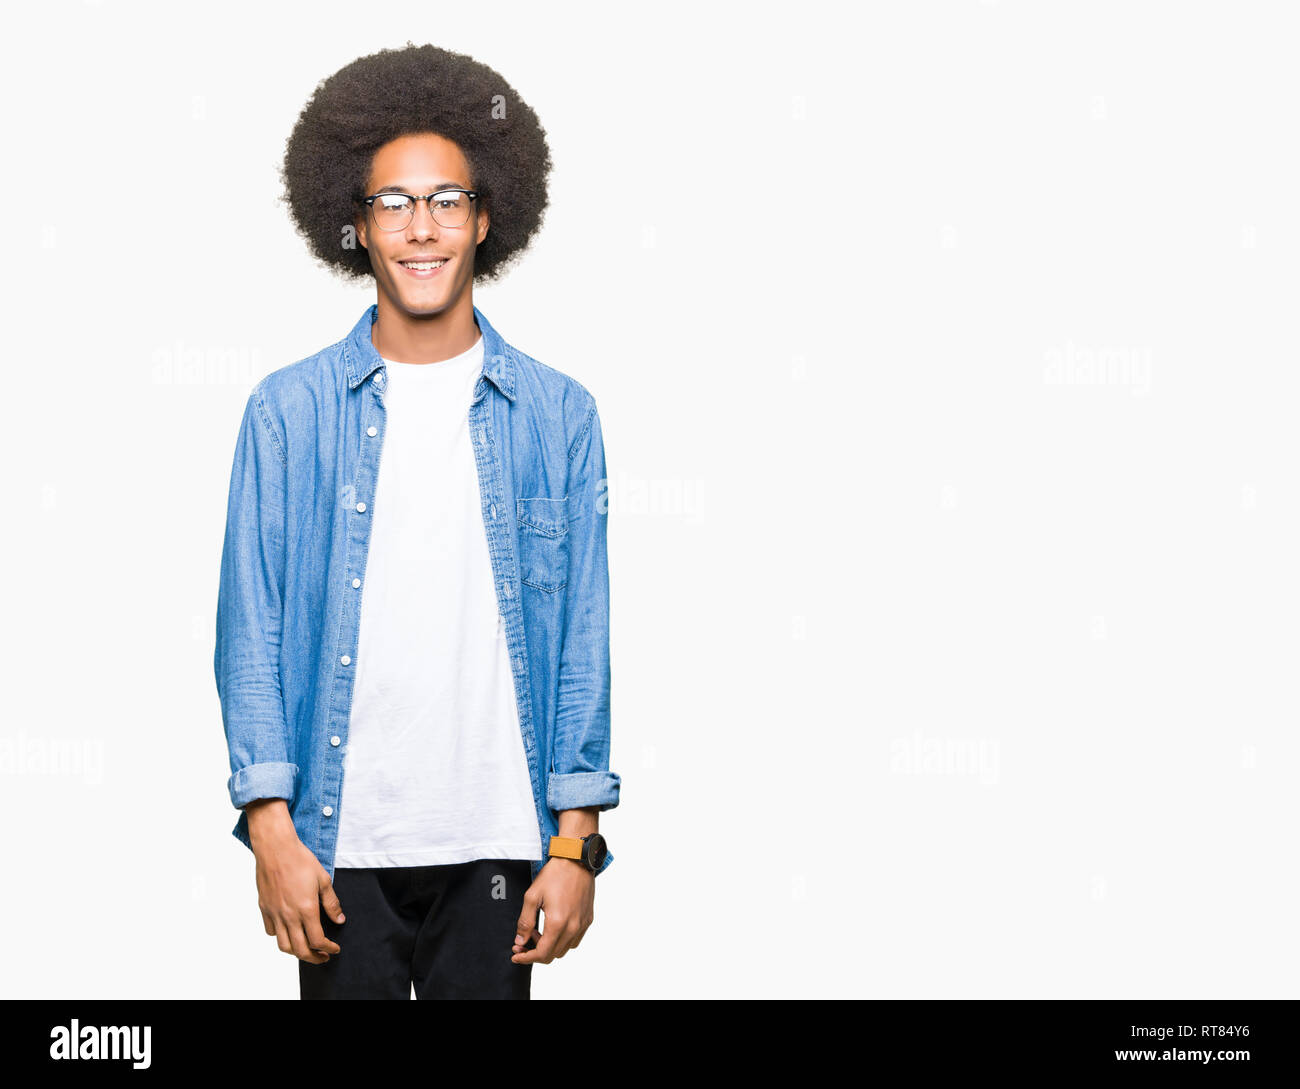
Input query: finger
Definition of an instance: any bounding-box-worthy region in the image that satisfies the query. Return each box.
[318,869,346,925]
[548,903,588,959]
[568,918,591,951]
[513,890,541,950]
[260,908,276,937]
[513,922,559,965]
[273,918,292,956]
[292,930,330,961]
[539,914,570,959]
[304,912,341,958]
[550,919,578,959]
[285,917,328,964]
[571,910,594,948]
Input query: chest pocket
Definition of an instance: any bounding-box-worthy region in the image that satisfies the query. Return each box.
[516,496,569,593]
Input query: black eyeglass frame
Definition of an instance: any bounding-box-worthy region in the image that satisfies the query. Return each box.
[357,188,480,230]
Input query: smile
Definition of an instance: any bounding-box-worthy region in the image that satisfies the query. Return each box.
[397,258,448,277]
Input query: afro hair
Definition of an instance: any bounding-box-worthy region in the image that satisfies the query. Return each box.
[280,42,552,284]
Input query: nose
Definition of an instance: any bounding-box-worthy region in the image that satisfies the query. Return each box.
[407,196,440,240]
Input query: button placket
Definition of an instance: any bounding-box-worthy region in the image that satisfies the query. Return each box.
[324,369,385,851]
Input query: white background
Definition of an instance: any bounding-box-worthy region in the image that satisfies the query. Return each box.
[1,0,1296,999]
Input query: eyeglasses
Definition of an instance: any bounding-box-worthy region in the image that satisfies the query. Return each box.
[359,188,479,231]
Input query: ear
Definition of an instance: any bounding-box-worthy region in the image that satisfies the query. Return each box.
[475,203,490,246]
[354,208,369,252]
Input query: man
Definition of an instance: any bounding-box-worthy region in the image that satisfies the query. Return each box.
[213,44,619,1000]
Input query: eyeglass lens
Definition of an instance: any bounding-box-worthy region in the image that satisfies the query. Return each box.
[371,192,472,230]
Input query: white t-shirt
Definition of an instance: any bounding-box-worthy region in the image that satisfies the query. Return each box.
[333,333,542,867]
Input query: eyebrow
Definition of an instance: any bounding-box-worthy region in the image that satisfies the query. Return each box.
[373,182,466,194]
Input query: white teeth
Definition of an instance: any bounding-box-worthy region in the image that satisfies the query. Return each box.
[401,259,446,270]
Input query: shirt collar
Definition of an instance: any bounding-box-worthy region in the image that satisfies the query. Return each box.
[342,302,517,401]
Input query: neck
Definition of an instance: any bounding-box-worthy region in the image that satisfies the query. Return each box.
[370,292,479,364]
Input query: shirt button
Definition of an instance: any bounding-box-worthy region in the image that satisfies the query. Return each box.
[490,504,496,519]
[322,806,334,817]
[340,655,351,666]
[352,578,361,588]
[367,426,377,437]
[330,736,341,746]
[356,502,366,513]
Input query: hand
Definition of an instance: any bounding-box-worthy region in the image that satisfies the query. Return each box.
[511,857,595,964]
[247,803,344,964]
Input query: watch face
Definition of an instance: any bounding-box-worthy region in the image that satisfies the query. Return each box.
[586,834,608,870]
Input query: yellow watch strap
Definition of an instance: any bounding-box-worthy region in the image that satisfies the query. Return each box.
[548,835,584,860]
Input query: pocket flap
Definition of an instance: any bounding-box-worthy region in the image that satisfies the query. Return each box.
[516,495,568,537]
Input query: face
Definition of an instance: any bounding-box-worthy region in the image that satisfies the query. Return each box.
[354,132,489,318]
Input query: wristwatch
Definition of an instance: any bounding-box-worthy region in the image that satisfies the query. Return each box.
[548,833,608,873]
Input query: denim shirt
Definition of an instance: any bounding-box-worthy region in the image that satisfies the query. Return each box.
[214,304,618,883]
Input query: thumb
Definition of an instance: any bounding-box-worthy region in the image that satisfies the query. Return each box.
[318,866,345,923]
[514,886,541,946]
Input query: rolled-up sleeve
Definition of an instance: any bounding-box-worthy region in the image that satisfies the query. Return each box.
[547,396,621,816]
[214,380,298,810]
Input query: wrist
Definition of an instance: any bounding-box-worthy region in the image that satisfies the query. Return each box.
[548,854,593,875]
[245,798,295,848]
[556,805,599,839]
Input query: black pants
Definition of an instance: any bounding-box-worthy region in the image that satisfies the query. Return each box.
[299,858,534,999]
